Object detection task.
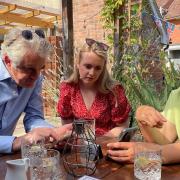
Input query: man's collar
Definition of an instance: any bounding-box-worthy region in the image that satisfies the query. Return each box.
[0,58,11,81]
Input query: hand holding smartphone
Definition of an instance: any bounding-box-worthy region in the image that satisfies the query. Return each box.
[105,126,139,162]
[118,126,138,142]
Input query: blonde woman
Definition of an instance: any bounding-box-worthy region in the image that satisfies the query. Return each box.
[57,38,131,137]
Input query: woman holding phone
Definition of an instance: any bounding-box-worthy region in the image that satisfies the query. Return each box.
[57,38,131,137]
[106,88,180,164]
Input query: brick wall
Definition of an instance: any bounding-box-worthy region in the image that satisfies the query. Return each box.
[73,0,106,48]
[169,20,180,44]
[42,36,63,117]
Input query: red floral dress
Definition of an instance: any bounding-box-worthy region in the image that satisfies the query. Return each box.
[57,82,131,136]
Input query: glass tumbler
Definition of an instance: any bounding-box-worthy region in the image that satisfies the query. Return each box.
[30,149,61,180]
[134,142,162,180]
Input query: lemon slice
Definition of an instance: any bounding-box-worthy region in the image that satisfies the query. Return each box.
[136,156,150,168]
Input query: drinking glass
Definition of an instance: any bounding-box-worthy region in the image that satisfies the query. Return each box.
[21,136,46,167]
[30,149,61,180]
[134,143,162,180]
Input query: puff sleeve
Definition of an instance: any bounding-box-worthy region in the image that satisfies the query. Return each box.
[109,84,131,124]
[57,82,73,119]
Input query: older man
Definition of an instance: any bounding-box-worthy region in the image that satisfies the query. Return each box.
[0,28,71,154]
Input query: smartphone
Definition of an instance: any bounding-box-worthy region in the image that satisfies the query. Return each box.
[105,126,139,162]
[118,126,138,142]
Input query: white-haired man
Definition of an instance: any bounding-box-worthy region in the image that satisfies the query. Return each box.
[0,28,71,154]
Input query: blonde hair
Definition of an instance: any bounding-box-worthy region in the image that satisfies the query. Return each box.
[66,42,118,93]
[1,27,53,68]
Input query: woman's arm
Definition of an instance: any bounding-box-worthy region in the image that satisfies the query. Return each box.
[136,105,177,144]
[162,143,180,164]
[105,120,129,137]
[107,84,131,137]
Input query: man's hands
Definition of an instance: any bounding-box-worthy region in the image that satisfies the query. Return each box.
[107,142,135,163]
[12,124,72,152]
[12,127,59,152]
[53,124,72,141]
[135,105,167,128]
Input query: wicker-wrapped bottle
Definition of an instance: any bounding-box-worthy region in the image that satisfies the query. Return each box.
[62,119,99,177]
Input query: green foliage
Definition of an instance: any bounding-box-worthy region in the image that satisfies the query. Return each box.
[101,0,180,124]
[162,59,180,92]
[101,0,125,44]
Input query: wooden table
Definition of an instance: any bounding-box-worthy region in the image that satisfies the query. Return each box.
[1,136,180,180]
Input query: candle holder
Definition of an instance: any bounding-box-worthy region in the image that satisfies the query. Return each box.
[62,120,99,177]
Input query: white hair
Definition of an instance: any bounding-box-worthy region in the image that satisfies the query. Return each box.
[1,27,53,67]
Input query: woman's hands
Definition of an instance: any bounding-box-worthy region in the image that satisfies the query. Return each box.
[107,142,162,164]
[106,142,135,163]
[135,105,167,128]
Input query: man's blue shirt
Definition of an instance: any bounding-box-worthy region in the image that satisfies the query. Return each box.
[0,58,52,153]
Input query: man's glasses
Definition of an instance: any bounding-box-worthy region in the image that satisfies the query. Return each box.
[86,38,109,51]
[22,29,45,40]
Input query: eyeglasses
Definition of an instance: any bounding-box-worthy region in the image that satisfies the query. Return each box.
[85,38,109,51]
[22,29,45,40]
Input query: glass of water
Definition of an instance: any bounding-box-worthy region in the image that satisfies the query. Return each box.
[21,135,46,167]
[30,149,61,180]
[134,142,162,180]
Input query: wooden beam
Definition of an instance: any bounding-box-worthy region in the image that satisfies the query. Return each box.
[23,10,40,18]
[45,16,61,23]
[0,28,8,34]
[0,12,54,28]
[62,0,74,79]
[0,4,16,14]
[0,1,60,17]
[0,20,13,26]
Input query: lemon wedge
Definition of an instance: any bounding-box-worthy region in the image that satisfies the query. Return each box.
[135,157,150,168]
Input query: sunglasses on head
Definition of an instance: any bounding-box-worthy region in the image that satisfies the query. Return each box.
[86,38,109,51]
[21,29,45,40]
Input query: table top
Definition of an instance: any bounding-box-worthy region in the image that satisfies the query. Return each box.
[1,136,180,180]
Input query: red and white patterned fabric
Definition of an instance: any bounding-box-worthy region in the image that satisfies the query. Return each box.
[57,82,131,136]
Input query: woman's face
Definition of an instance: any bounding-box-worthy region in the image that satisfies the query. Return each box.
[77,52,105,87]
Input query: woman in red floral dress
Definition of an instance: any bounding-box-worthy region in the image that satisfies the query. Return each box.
[57,38,131,137]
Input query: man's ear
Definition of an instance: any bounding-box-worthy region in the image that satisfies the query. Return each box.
[4,55,11,66]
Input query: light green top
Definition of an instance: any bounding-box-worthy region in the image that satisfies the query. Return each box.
[161,87,180,139]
